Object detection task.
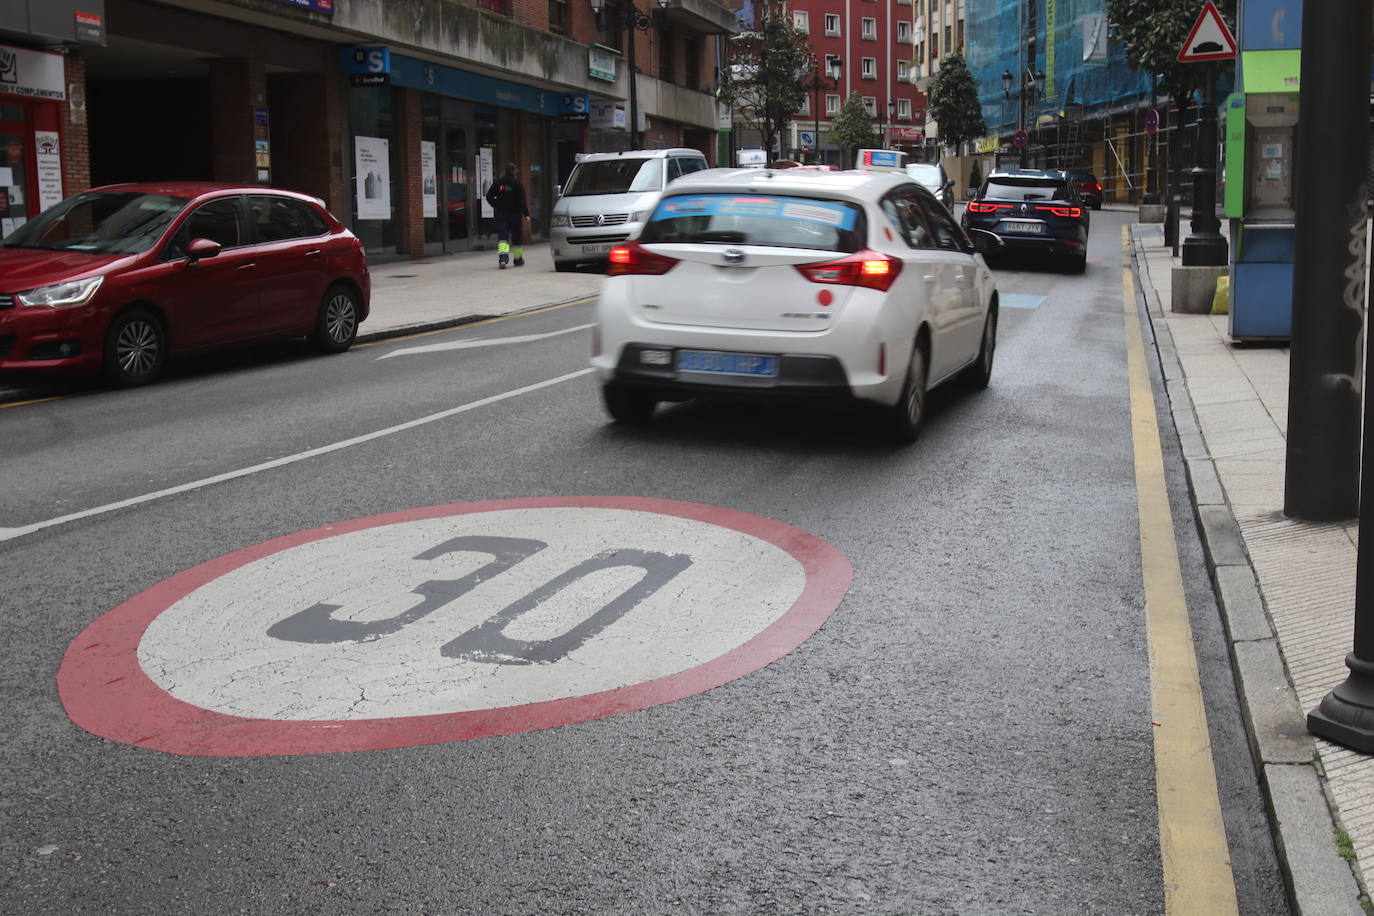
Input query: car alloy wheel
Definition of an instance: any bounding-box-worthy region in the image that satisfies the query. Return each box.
[103,308,166,387]
[886,343,928,444]
[312,285,359,354]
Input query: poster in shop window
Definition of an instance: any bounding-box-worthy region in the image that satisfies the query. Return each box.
[354,136,391,221]
[34,131,62,212]
[478,147,494,219]
[420,140,437,219]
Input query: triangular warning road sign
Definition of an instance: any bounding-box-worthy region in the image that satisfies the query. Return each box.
[1178,1,1238,62]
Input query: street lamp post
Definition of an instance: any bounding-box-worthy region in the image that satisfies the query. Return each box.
[803,56,842,165]
[590,0,671,149]
[1004,68,1042,167]
[886,100,895,149]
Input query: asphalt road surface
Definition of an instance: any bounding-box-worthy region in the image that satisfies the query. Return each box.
[0,211,1290,914]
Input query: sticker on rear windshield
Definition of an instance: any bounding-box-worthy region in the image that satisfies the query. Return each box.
[654,195,857,231]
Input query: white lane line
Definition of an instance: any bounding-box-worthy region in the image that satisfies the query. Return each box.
[378,324,593,359]
[0,368,594,544]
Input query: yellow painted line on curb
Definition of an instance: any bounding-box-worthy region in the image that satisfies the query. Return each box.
[1121,226,1239,914]
[356,297,594,348]
[0,395,64,409]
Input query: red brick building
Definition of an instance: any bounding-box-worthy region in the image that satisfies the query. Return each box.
[779,0,929,164]
[0,0,736,261]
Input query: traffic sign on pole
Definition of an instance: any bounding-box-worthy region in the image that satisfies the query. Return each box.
[1177,1,1238,62]
[1144,108,1160,135]
[1012,130,1029,148]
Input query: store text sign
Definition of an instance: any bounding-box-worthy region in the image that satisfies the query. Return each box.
[0,45,65,101]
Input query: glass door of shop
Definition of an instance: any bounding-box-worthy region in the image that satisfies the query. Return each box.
[441,98,473,252]
[0,109,31,238]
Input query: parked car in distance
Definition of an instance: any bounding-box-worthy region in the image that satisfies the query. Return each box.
[591,163,1004,443]
[1065,170,1103,210]
[0,182,369,387]
[549,148,710,272]
[961,169,1090,273]
[906,161,956,211]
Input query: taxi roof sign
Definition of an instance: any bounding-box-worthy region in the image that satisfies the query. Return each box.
[858,149,907,171]
[1177,1,1237,63]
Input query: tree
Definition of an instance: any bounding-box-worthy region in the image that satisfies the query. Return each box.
[829,92,879,169]
[926,51,986,156]
[717,0,814,163]
[1106,0,1236,110]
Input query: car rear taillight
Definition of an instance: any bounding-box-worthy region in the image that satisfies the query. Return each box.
[606,241,679,277]
[795,250,902,292]
[1039,205,1083,218]
[967,201,1012,214]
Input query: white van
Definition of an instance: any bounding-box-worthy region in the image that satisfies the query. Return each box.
[549,148,709,271]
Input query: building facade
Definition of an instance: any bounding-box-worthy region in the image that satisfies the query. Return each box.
[0,0,736,260]
[911,0,964,151]
[752,0,927,165]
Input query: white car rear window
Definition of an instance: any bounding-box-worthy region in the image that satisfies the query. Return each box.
[640,193,867,252]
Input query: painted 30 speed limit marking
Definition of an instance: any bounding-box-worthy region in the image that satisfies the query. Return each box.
[58,497,852,757]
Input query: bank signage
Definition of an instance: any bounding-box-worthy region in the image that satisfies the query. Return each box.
[0,44,66,101]
[273,0,334,12]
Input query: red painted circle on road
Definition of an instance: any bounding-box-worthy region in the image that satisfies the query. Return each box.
[58,497,852,757]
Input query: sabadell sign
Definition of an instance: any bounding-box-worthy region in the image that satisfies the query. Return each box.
[0,45,66,102]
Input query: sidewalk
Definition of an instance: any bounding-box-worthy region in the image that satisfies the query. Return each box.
[360,241,600,341]
[1129,223,1369,914]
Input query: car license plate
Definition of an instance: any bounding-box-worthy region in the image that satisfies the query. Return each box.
[677,350,779,377]
[580,243,614,255]
[1002,220,1043,234]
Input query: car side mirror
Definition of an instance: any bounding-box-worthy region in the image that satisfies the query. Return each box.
[944,179,955,191]
[967,228,1004,256]
[964,188,977,200]
[554,184,562,199]
[186,237,222,263]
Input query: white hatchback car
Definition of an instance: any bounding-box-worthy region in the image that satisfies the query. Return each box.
[590,164,1004,442]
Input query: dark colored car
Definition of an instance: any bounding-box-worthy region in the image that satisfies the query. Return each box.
[1065,170,1103,210]
[960,169,1089,273]
[0,182,370,386]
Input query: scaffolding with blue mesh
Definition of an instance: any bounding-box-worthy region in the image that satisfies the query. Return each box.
[964,0,1154,185]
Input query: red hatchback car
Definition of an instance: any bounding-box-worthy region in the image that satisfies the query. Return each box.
[0,182,370,386]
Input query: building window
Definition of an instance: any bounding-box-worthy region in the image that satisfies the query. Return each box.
[944,25,952,51]
[930,33,938,58]
[861,17,877,39]
[548,0,568,32]
[824,13,841,36]
[898,98,911,119]
[797,95,810,115]
[598,4,624,51]
[684,36,700,90]
[915,42,924,63]
[862,96,876,116]
[897,21,913,43]
[826,94,840,114]
[957,20,965,48]
[793,10,808,31]
[476,0,508,14]
[897,0,912,5]
[897,60,909,81]
[861,57,877,79]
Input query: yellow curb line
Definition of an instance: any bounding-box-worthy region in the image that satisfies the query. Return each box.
[1122,226,1240,913]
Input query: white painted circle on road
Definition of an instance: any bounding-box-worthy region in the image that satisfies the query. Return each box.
[59,497,852,756]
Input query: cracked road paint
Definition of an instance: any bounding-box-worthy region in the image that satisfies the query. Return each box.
[57,496,852,757]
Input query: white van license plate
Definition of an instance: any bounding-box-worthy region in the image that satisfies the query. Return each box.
[580,243,614,255]
[677,350,779,377]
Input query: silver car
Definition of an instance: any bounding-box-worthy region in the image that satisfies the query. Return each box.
[549,149,709,272]
[906,162,956,212]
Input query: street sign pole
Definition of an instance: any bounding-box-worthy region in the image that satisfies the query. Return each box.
[1180,63,1227,265]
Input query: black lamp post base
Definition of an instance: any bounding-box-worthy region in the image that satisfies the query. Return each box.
[1181,233,1228,267]
[1309,654,1374,752]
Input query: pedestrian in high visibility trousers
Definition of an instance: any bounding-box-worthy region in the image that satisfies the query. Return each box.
[485,162,530,269]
